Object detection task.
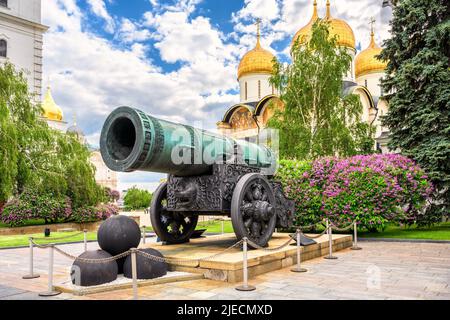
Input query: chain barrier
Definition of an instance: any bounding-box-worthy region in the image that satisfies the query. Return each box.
[246,237,294,252]
[33,231,85,242]
[300,228,329,239]
[137,239,245,265]
[330,221,355,232]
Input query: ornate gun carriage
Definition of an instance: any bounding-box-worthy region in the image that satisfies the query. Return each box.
[100,107,295,248]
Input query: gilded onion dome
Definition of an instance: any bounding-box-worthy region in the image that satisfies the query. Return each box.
[291,1,356,50]
[291,0,319,48]
[42,86,63,121]
[355,28,387,78]
[237,21,275,79]
[325,1,356,50]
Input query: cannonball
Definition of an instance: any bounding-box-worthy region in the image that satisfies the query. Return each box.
[116,256,126,274]
[71,250,118,287]
[97,215,141,256]
[123,248,168,280]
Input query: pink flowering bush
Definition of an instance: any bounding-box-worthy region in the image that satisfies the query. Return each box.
[277,154,433,231]
[0,190,72,227]
[72,204,119,223]
[0,190,119,227]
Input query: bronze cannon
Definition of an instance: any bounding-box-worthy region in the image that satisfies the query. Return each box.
[100,106,295,248]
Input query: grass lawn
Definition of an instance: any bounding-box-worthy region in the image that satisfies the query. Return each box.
[0,219,49,229]
[358,222,450,241]
[0,231,97,249]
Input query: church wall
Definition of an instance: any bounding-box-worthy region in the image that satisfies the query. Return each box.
[1,0,42,23]
[239,73,275,103]
[344,48,356,82]
[356,71,384,97]
[90,151,118,191]
[0,0,45,99]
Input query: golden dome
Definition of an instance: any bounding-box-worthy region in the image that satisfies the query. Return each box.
[355,30,387,78]
[325,1,355,49]
[42,86,63,121]
[291,1,355,50]
[237,21,275,79]
[291,0,319,48]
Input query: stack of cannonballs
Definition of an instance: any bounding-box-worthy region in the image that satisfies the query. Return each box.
[71,215,168,287]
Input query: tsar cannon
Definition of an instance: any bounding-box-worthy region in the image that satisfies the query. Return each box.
[100,106,295,248]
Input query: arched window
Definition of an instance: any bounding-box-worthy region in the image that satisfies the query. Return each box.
[0,0,7,8]
[0,39,6,58]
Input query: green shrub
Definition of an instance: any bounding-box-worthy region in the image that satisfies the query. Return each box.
[0,190,71,227]
[276,155,433,231]
[72,204,119,223]
[124,187,152,211]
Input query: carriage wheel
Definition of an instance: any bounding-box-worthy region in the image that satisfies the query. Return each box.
[231,173,277,249]
[150,182,198,244]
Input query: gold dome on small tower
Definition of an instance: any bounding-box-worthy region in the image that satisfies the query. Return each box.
[325,0,356,50]
[291,1,355,50]
[42,85,63,122]
[291,0,319,48]
[237,19,275,79]
[355,21,387,78]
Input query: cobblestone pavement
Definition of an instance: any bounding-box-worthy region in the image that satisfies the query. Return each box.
[0,239,449,300]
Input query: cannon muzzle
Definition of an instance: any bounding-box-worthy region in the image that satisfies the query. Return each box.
[100,107,276,177]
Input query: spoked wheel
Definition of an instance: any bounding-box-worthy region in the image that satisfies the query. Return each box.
[231,173,277,249]
[150,182,198,244]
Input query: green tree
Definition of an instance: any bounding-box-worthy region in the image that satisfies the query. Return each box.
[0,62,104,210]
[379,0,450,222]
[124,187,152,211]
[268,20,374,160]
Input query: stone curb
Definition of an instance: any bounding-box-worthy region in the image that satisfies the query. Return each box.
[359,238,450,244]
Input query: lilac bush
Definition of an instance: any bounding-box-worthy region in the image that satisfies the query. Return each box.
[72,204,119,223]
[0,190,118,227]
[277,154,433,231]
[0,191,72,227]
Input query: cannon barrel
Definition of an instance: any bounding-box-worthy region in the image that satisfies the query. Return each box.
[100,107,276,177]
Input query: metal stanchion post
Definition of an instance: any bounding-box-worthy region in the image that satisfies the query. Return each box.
[221,220,224,235]
[324,219,337,260]
[236,238,256,291]
[142,226,146,245]
[39,245,61,297]
[291,229,307,273]
[83,230,88,252]
[351,221,362,250]
[23,237,40,279]
[131,248,138,300]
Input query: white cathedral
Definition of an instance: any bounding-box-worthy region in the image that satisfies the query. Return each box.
[217,0,391,153]
[0,0,118,192]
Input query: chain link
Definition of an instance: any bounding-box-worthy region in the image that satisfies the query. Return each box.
[246,236,294,252]
[33,231,85,241]
[330,221,355,232]
[137,239,244,265]
[54,247,132,264]
[300,228,329,239]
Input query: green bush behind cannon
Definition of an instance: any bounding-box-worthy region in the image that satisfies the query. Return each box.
[100,106,295,248]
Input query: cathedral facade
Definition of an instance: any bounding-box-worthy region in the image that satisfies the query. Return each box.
[217,0,391,153]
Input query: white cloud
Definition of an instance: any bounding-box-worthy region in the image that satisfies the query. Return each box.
[117,18,152,43]
[42,0,393,187]
[87,0,115,33]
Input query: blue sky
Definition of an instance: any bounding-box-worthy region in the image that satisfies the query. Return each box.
[42,0,393,192]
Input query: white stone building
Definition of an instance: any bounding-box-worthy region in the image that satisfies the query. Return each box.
[0,0,47,100]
